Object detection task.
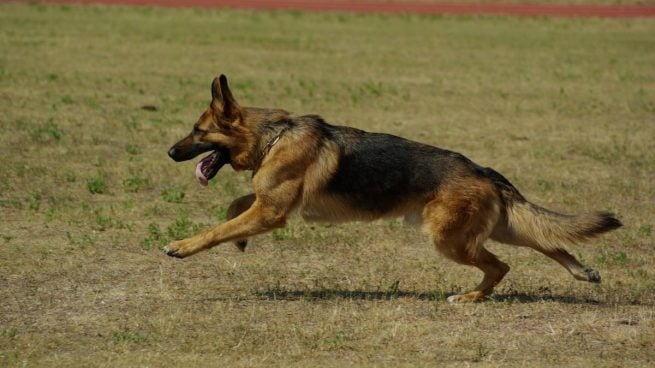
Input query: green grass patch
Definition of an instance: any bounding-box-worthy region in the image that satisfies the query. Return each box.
[123,173,150,192]
[140,222,167,249]
[166,215,204,240]
[87,177,107,194]
[161,187,185,203]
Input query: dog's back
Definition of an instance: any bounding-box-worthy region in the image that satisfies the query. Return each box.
[297,116,476,207]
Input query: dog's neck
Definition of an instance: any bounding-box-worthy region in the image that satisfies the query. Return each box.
[251,123,291,175]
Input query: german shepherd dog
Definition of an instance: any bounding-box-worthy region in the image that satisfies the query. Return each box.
[166,75,621,302]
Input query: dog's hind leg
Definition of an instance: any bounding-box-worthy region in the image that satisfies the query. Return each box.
[491,223,601,283]
[226,193,256,251]
[424,180,509,302]
[536,248,600,283]
[448,246,510,302]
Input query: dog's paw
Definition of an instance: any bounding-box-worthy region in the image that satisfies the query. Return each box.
[583,268,601,283]
[163,240,194,259]
[446,291,487,303]
[234,239,247,252]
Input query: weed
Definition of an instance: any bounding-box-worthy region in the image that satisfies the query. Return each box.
[65,171,77,183]
[472,344,490,362]
[123,199,134,211]
[29,191,42,211]
[140,223,167,249]
[431,289,447,301]
[361,80,383,97]
[161,188,185,203]
[596,254,607,265]
[2,234,13,242]
[321,332,350,350]
[93,208,126,231]
[44,207,58,222]
[123,174,150,192]
[0,328,18,338]
[112,331,154,344]
[87,177,107,194]
[638,224,652,237]
[123,117,139,130]
[614,251,628,265]
[388,279,400,295]
[598,251,629,266]
[66,231,96,248]
[30,120,64,142]
[167,216,202,240]
[387,220,402,230]
[215,206,228,221]
[272,228,289,241]
[45,121,64,139]
[537,179,554,193]
[38,248,51,260]
[144,204,166,216]
[60,95,74,104]
[0,199,23,209]
[125,144,140,155]
[620,232,636,247]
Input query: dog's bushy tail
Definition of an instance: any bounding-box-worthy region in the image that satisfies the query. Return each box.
[493,188,622,251]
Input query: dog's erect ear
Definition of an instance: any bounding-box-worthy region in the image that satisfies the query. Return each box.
[211,74,241,121]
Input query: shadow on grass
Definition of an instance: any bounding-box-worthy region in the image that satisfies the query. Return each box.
[489,293,600,305]
[255,288,445,302]
[202,288,604,305]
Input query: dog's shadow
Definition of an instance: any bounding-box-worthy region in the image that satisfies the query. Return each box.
[246,288,603,305]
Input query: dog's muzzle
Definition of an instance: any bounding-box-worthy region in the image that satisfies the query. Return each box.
[167,147,183,161]
[167,136,215,162]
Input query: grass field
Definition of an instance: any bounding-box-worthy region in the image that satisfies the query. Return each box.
[1,2,654,367]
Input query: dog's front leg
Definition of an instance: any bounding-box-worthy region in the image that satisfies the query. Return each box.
[164,201,288,258]
[164,173,302,258]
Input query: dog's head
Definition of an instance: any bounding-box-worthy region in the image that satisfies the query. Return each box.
[168,74,258,185]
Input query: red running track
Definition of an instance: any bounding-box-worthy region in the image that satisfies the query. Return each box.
[29,0,655,18]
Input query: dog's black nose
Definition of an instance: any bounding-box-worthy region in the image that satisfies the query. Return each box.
[168,147,177,160]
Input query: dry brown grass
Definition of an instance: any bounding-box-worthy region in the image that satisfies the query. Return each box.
[1,3,654,367]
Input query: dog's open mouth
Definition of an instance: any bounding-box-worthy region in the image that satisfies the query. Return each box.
[195,148,230,186]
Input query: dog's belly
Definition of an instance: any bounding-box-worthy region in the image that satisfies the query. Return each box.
[300,193,421,223]
[300,195,372,222]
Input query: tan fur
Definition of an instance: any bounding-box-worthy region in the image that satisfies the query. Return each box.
[493,201,617,251]
[422,178,509,302]
[486,193,618,283]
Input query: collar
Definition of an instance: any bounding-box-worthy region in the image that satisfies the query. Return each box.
[252,127,289,175]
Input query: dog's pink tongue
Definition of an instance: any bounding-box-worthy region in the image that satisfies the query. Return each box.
[195,162,209,187]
